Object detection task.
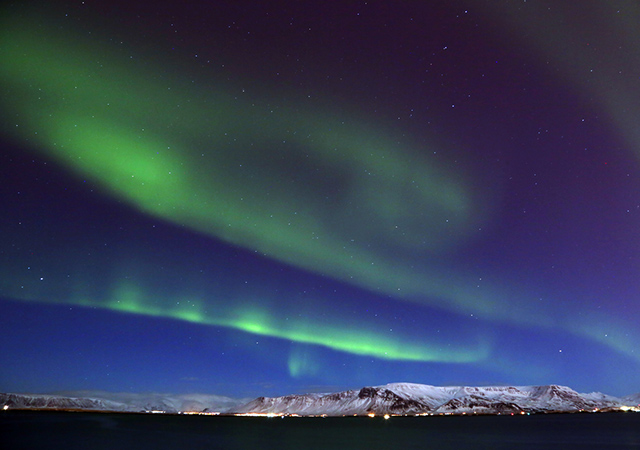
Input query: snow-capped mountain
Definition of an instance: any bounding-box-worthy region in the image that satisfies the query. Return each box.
[2,383,635,415]
[0,392,129,412]
[56,391,245,413]
[0,391,243,413]
[623,393,640,406]
[232,382,629,416]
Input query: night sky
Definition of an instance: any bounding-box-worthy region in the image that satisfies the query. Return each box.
[1,1,640,399]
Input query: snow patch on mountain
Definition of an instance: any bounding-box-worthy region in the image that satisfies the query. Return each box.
[623,393,640,406]
[2,383,636,416]
[0,391,245,413]
[232,382,630,416]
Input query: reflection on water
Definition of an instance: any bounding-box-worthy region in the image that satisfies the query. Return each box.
[1,411,639,449]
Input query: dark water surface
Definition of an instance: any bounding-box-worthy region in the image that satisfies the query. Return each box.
[2,410,640,449]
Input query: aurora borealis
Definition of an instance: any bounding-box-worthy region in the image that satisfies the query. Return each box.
[1,1,640,398]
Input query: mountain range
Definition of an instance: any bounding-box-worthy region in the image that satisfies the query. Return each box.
[2,383,639,416]
[0,391,243,414]
[233,383,640,416]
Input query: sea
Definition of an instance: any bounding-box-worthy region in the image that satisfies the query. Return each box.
[2,410,640,449]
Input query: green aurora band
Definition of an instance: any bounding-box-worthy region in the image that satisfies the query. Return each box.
[97,281,491,363]
[1,10,639,366]
[0,12,493,364]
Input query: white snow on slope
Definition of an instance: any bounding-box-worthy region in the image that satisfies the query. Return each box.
[0,391,245,413]
[2,383,636,415]
[232,382,630,416]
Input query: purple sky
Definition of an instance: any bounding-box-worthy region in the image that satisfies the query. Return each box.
[1,0,639,398]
